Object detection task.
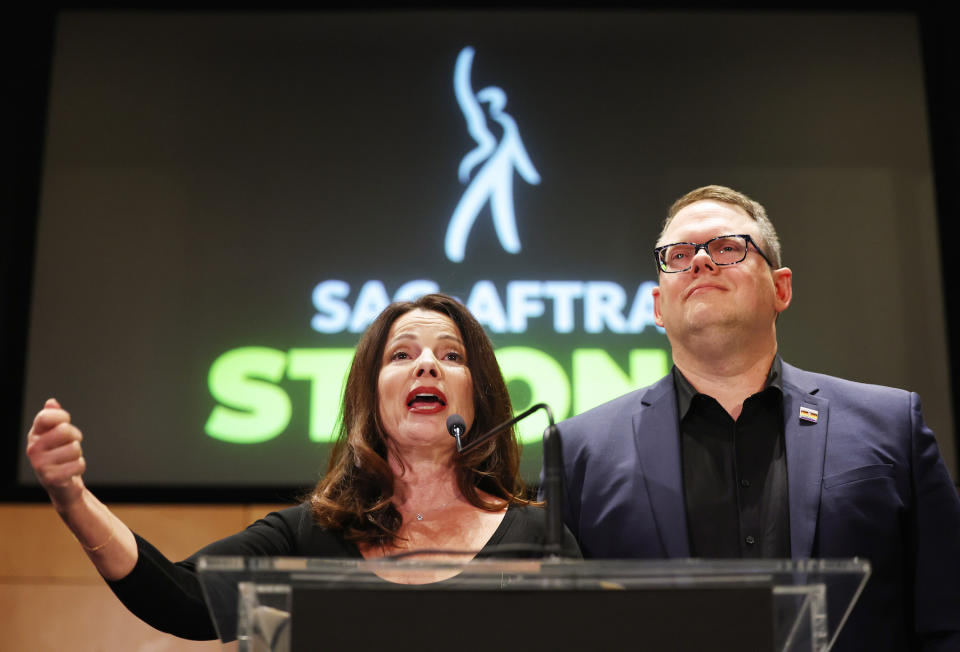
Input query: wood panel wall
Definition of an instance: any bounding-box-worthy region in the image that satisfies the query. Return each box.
[0,503,288,651]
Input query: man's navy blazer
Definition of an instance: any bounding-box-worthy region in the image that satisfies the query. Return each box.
[557,361,960,651]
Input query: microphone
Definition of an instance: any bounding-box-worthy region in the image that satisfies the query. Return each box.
[446,414,466,451]
[448,403,566,558]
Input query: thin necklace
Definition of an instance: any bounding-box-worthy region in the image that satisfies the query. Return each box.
[415,495,459,521]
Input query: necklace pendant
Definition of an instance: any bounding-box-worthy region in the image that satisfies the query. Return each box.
[416,513,423,521]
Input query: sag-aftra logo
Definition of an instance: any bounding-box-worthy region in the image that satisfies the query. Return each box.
[204,47,667,447]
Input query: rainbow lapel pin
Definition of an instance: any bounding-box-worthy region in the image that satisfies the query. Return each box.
[799,405,819,423]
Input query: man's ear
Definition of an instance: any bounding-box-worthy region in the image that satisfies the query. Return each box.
[772,267,792,313]
[652,285,664,327]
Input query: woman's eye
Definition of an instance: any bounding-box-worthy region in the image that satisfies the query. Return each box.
[444,351,464,362]
[390,351,410,360]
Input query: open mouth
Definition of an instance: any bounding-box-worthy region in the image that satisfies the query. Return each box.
[405,387,448,412]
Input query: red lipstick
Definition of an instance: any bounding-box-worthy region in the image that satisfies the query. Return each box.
[405,387,448,413]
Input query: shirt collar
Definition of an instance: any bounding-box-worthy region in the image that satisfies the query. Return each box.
[673,354,783,420]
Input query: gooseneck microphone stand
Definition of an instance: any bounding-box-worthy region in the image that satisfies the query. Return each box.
[448,403,565,558]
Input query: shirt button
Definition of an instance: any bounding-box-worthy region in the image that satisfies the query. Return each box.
[745,535,756,545]
[740,479,751,488]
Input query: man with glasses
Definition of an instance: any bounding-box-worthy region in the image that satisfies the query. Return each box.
[553,185,960,650]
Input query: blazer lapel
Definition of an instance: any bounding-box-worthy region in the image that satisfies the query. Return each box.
[781,363,828,559]
[633,376,690,558]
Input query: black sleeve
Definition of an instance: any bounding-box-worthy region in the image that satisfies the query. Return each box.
[104,504,327,641]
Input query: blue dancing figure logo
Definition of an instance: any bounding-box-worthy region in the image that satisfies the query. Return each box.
[445,46,541,263]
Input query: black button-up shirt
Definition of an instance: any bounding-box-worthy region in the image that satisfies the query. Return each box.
[675,357,791,558]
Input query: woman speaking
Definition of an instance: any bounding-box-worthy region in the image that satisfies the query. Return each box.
[26,293,580,640]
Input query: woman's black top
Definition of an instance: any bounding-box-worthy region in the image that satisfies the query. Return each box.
[106,503,581,640]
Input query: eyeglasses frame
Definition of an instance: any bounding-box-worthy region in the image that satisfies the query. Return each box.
[653,233,774,273]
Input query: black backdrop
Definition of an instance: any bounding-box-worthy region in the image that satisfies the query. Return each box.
[4,2,959,502]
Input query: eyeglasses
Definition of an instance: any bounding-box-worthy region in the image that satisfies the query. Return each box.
[653,234,773,273]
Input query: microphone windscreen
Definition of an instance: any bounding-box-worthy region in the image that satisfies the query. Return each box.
[446,414,466,436]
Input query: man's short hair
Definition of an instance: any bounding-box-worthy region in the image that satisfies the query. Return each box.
[661,185,783,268]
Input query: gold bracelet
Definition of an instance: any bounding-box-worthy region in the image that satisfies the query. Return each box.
[79,525,115,553]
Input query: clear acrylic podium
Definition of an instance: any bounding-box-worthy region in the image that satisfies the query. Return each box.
[197,556,869,652]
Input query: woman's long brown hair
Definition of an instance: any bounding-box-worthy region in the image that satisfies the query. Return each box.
[308,293,531,546]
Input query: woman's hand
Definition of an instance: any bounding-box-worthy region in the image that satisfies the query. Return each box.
[25,398,138,578]
[26,398,87,512]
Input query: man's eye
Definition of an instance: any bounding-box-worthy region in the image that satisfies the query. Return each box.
[671,251,686,260]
